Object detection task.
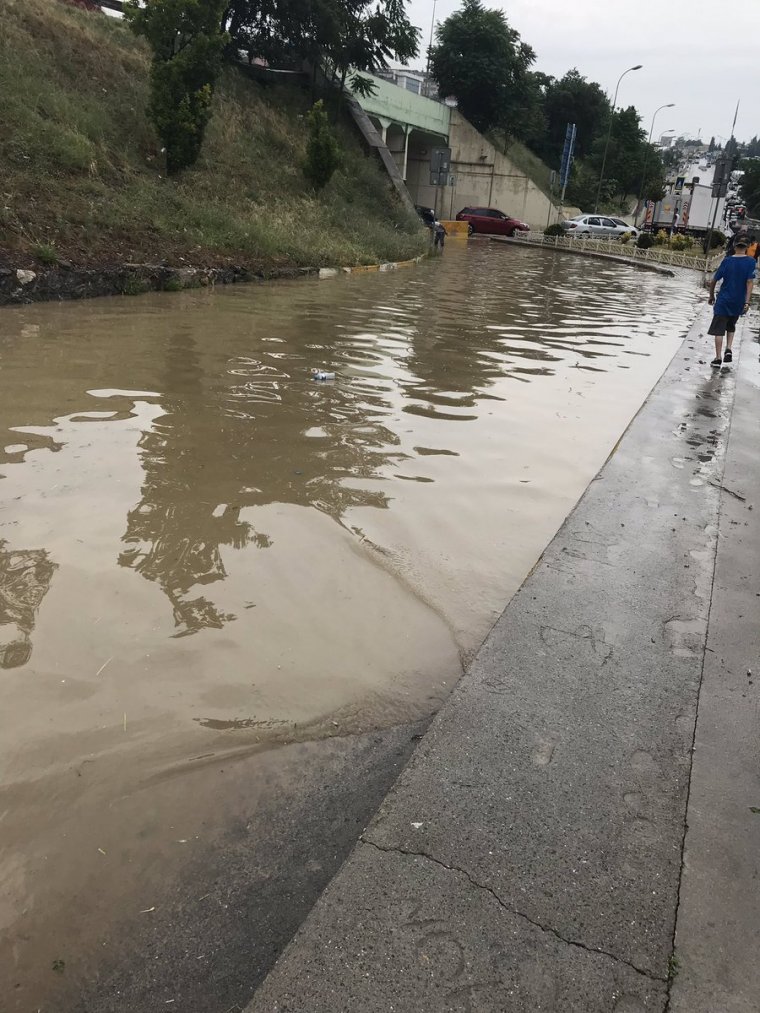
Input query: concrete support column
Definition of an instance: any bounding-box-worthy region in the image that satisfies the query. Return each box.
[376,117,392,144]
[401,126,411,181]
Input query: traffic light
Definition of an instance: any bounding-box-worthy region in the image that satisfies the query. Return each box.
[712,157,728,198]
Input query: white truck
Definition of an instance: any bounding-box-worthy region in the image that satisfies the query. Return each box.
[646,181,725,236]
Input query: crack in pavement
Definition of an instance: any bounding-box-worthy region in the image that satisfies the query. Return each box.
[362,836,667,985]
[708,480,746,502]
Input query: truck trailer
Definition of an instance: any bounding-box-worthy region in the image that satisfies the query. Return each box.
[645,181,725,236]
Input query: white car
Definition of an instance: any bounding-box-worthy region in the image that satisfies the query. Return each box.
[562,215,640,239]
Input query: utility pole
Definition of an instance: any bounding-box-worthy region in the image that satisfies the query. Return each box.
[594,64,642,213]
[635,103,674,227]
[425,0,438,92]
[703,156,727,282]
[702,101,740,284]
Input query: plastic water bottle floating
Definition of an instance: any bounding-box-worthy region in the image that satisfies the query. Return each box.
[311,368,336,381]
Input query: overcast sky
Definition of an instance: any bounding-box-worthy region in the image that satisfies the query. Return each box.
[403,0,760,146]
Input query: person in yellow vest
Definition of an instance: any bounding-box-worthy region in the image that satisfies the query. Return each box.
[746,235,759,259]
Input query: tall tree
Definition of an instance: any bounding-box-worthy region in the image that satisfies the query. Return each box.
[126,0,228,173]
[429,0,535,135]
[640,143,666,202]
[567,105,664,209]
[739,159,760,217]
[594,105,647,197]
[536,69,609,166]
[512,70,551,150]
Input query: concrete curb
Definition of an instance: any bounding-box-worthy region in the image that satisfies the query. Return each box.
[489,235,678,276]
[318,255,424,279]
[244,304,748,1012]
[669,309,760,1012]
[0,253,427,307]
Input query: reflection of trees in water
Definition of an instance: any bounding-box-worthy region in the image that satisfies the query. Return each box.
[0,540,56,669]
[119,333,396,637]
[409,250,631,411]
[400,255,567,415]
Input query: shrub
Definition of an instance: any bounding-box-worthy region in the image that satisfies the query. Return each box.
[670,233,694,251]
[122,276,150,296]
[544,223,565,237]
[303,100,341,191]
[708,231,726,249]
[618,231,633,244]
[636,233,655,249]
[162,276,183,291]
[125,0,228,174]
[654,229,670,246]
[33,243,58,264]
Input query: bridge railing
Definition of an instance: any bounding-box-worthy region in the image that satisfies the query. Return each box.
[509,233,722,273]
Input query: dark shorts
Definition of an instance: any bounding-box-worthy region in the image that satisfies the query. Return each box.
[708,314,740,336]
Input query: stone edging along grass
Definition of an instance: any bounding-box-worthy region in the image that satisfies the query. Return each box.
[317,255,424,279]
[0,255,427,308]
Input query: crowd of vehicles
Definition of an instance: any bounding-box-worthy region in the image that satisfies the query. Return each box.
[559,177,738,243]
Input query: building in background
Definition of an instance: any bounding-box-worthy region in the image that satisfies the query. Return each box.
[375,67,440,100]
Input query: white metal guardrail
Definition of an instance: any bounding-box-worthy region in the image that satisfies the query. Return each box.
[509,233,722,273]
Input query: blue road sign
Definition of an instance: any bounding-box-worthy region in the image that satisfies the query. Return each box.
[560,124,577,189]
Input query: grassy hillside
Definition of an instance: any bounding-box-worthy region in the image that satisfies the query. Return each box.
[0,0,427,272]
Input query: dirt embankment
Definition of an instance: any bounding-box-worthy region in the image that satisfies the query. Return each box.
[0,0,426,304]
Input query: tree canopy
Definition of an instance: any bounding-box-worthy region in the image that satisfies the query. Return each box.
[429,4,666,210]
[739,159,760,217]
[224,0,419,89]
[429,0,534,135]
[537,70,609,164]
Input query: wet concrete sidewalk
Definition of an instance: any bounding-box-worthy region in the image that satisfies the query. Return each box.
[245,307,760,1013]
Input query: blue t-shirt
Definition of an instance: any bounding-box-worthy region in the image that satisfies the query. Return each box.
[714,255,756,315]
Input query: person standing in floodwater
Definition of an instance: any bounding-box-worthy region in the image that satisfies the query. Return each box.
[708,236,756,366]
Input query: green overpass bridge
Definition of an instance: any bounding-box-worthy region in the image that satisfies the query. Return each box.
[349,73,451,183]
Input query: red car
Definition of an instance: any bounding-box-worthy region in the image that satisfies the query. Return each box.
[456,206,530,237]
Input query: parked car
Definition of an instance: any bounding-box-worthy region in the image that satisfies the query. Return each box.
[609,218,640,236]
[455,207,530,237]
[561,215,639,239]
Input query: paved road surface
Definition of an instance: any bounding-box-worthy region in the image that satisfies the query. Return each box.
[245,304,760,1012]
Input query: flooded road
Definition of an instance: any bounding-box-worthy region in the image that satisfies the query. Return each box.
[0,243,698,1008]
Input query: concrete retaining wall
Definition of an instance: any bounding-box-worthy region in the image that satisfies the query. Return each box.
[407,110,571,229]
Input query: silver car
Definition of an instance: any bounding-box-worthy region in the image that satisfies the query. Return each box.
[562,215,639,238]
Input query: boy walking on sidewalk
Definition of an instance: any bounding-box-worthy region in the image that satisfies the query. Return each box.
[708,237,756,366]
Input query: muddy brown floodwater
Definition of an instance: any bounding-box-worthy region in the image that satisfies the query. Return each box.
[0,243,698,1010]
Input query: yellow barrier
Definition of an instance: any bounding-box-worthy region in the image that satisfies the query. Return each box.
[440,220,469,238]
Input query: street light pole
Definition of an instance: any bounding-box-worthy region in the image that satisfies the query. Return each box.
[594,64,642,213]
[635,102,675,226]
